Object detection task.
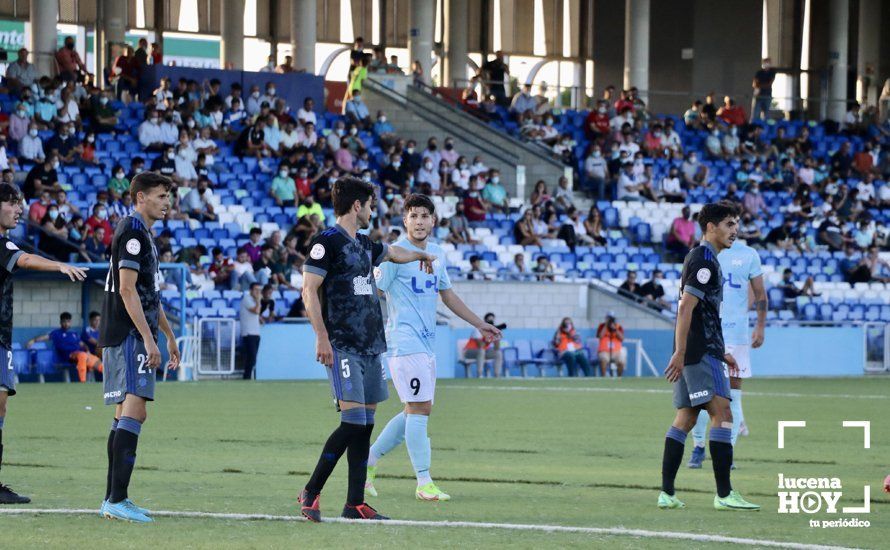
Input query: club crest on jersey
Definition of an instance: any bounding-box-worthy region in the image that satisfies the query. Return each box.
[5,240,18,250]
[353,274,372,295]
[126,238,141,255]
[732,259,743,266]
[696,267,711,284]
[373,266,382,281]
[310,243,325,260]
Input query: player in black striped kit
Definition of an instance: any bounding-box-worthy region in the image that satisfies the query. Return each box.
[98,172,180,522]
[0,183,87,504]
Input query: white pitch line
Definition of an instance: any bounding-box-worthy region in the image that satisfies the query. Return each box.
[0,508,861,550]
[446,384,890,400]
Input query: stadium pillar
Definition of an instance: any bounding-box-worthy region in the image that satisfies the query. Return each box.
[827,0,849,121]
[409,0,435,85]
[30,0,58,78]
[444,0,468,87]
[220,0,245,70]
[291,0,317,74]
[98,0,127,90]
[855,0,881,108]
[623,0,649,104]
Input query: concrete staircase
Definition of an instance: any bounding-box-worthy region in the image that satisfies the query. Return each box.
[362,77,569,200]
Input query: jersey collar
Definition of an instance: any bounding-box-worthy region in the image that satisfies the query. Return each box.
[334,223,356,242]
[131,210,150,230]
[701,239,718,256]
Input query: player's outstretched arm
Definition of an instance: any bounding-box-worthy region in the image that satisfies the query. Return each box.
[16,253,88,281]
[118,268,161,368]
[750,275,767,348]
[302,272,333,367]
[157,305,180,370]
[440,288,502,342]
[385,245,437,274]
[665,291,699,383]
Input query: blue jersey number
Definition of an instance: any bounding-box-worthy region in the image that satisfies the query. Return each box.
[411,276,438,294]
[724,272,743,289]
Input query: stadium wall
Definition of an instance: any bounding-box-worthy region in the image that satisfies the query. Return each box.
[444,281,673,330]
[254,324,865,380]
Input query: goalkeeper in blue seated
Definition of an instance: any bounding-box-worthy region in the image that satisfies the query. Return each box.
[365,194,501,501]
[658,201,759,511]
[27,311,103,383]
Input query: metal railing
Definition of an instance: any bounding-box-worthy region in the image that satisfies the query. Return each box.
[365,77,521,168]
[195,317,237,377]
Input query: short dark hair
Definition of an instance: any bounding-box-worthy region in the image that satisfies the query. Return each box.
[331,177,375,216]
[783,268,793,275]
[249,227,262,235]
[698,201,739,233]
[89,311,101,320]
[130,171,172,197]
[403,193,435,216]
[0,183,22,204]
[249,282,261,291]
[60,312,72,322]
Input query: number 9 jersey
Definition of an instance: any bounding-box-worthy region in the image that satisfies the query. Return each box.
[98,212,162,348]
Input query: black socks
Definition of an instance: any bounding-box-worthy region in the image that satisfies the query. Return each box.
[109,416,142,504]
[661,427,687,495]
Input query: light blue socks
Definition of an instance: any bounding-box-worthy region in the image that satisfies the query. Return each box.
[405,414,432,485]
[691,390,744,447]
[691,409,709,448]
[368,411,405,466]
[730,389,744,446]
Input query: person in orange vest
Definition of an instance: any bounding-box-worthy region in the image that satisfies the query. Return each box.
[463,312,504,377]
[595,311,626,377]
[552,317,590,377]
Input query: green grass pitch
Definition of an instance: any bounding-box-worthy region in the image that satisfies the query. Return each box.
[0,377,887,549]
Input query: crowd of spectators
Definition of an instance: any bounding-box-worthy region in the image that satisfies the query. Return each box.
[4,39,890,318]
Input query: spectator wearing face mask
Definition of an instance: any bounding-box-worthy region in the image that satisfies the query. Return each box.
[271,167,297,207]
[9,102,30,143]
[86,204,113,246]
[151,145,178,180]
[378,153,406,193]
[553,317,591,377]
[19,123,45,162]
[417,156,441,192]
[681,152,709,188]
[259,82,277,111]
[56,36,87,82]
[743,183,767,219]
[47,124,82,166]
[450,156,472,192]
[583,145,610,200]
[138,111,165,150]
[638,270,668,310]
[421,138,442,168]
[23,155,62,200]
[440,138,460,165]
[585,100,611,141]
[463,180,488,222]
[345,90,371,130]
[37,202,74,259]
[660,167,686,203]
[482,170,509,213]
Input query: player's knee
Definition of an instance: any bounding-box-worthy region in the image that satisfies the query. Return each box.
[0,402,7,417]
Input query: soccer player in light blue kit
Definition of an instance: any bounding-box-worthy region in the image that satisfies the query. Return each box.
[688,236,767,468]
[365,194,501,501]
